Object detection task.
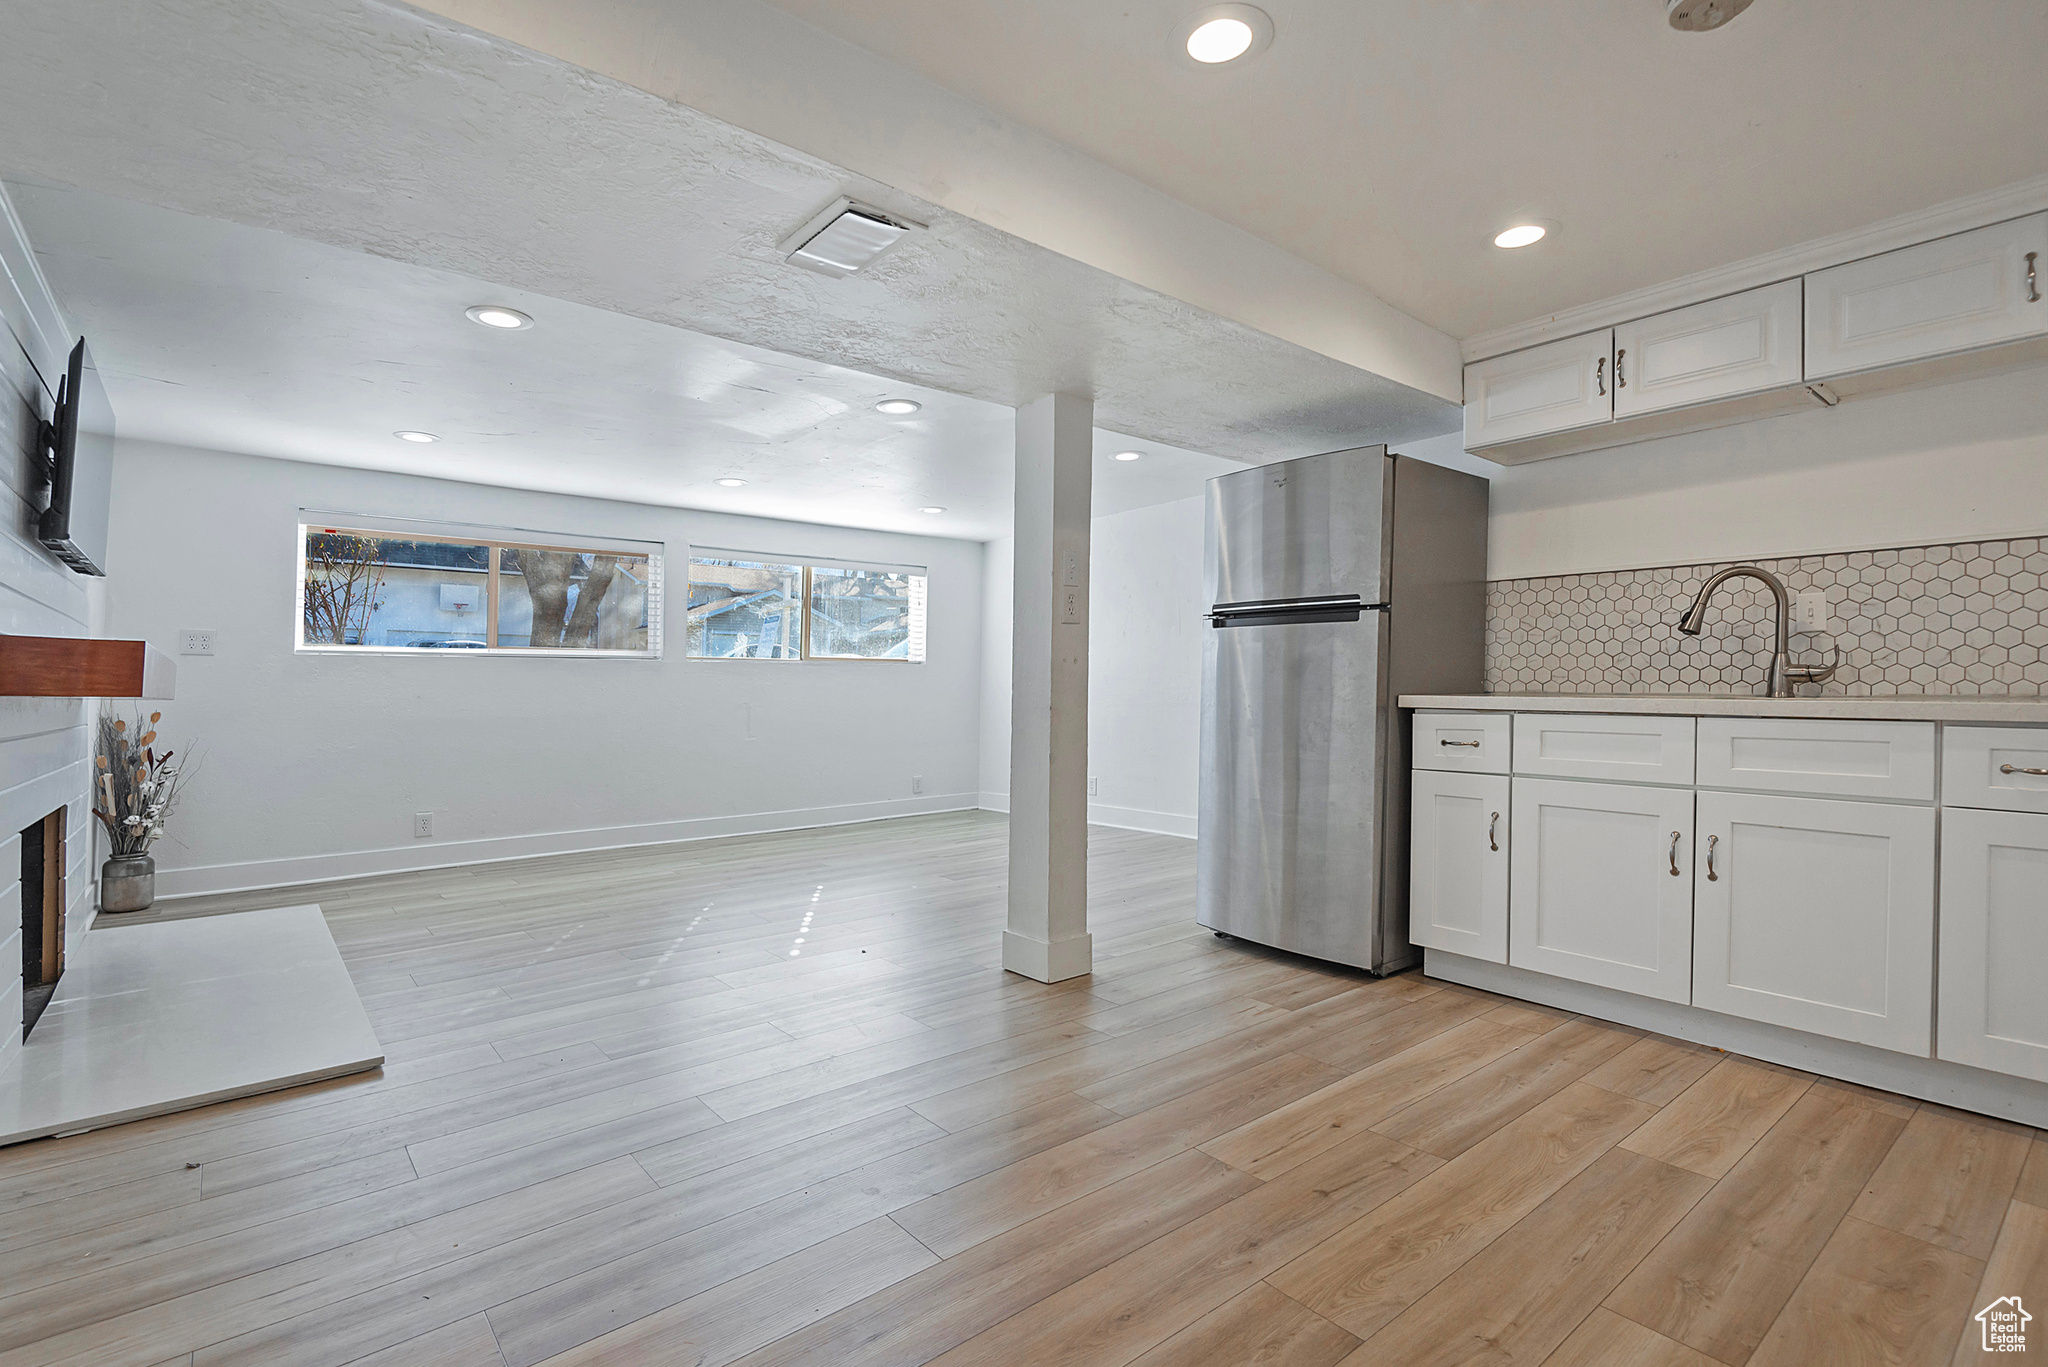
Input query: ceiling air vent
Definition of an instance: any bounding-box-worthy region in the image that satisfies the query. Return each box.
[779,198,920,278]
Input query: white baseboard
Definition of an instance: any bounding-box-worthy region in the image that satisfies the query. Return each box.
[974,791,1195,840]
[152,792,981,900]
[1426,950,2048,1129]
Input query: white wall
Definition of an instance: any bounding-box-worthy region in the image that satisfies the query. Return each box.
[1490,361,2048,581]
[1,189,99,1069]
[980,494,1208,838]
[107,441,986,898]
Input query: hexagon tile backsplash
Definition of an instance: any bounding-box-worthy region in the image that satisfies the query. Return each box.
[1487,537,2048,696]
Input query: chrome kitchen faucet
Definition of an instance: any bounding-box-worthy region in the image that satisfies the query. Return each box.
[1677,565,1839,698]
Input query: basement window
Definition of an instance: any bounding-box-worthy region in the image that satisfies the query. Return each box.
[686,550,926,662]
[296,515,663,657]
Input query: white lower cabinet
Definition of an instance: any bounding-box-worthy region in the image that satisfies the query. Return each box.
[1692,791,1936,1055]
[1508,777,1695,1002]
[1939,807,2048,1083]
[1409,770,1510,963]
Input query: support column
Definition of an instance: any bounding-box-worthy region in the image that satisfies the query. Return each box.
[1003,392,1094,983]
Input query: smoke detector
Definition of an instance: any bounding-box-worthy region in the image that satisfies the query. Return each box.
[779,198,922,278]
[1666,0,1753,30]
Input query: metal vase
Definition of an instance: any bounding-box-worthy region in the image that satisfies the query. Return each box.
[101,852,156,913]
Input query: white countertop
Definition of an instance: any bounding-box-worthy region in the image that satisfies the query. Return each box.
[1399,693,2048,723]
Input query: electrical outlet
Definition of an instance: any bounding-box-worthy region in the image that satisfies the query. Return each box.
[1061,590,1081,624]
[180,630,216,656]
[1793,590,1831,633]
[413,812,434,839]
[1088,776,1098,796]
[911,775,924,795]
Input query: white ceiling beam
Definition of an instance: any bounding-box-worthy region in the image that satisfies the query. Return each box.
[420,0,1464,405]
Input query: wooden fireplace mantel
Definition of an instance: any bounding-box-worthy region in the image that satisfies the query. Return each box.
[0,635,177,699]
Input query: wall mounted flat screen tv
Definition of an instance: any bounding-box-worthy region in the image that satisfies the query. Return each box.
[39,337,113,577]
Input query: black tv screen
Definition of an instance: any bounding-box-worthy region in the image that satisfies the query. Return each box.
[39,337,113,577]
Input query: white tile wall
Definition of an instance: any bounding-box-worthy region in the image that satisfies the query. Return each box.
[1487,538,2048,696]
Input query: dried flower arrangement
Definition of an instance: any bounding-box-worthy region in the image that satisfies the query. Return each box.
[93,709,193,857]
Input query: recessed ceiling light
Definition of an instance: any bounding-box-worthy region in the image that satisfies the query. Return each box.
[714,477,747,487]
[1179,5,1273,65]
[1114,450,1145,462]
[919,507,946,515]
[394,431,439,443]
[1493,224,1547,249]
[464,305,533,330]
[875,399,922,415]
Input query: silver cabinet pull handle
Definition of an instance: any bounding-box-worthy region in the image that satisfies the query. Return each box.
[2000,763,2048,776]
[1440,738,1481,748]
[1595,356,1606,396]
[1489,812,1500,852]
[2028,251,2041,304]
[1615,347,1628,388]
[1707,834,1720,882]
[1668,830,1681,877]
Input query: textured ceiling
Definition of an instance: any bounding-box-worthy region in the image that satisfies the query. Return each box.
[756,0,2048,338]
[11,182,1242,541]
[0,0,1459,479]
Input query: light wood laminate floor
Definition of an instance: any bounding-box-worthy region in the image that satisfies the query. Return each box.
[2,812,2040,1366]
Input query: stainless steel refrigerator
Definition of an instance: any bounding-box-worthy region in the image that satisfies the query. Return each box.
[1197,445,1488,973]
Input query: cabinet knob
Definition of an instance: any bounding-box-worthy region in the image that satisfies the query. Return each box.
[1489,812,1500,852]
[1595,356,1606,397]
[2027,251,2041,305]
[1707,833,1720,882]
[1668,830,1681,877]
[1440,738,1482,748]
[2000,762,2048,776]
[1615,348,1628,388]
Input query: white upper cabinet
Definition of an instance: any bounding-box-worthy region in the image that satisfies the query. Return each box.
[1463,330,1613,450]
[1806,212,2048,380]
[1612,281,1804,419]
[1692,791,1935,1056]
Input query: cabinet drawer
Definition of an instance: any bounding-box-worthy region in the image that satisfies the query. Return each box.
[1513,713,1695,785]
[1414,711,1511,775]
[1942,725,2048,814]
[1696,717,1935,801]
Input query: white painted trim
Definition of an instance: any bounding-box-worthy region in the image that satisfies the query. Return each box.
[1425,949,2048,1128]
[971,791,1192,840]
[1492,525,2048,586]
[1462,174,2048,363]
[0,179,72,382]
[1086,802,1197,840]
[151,793,981,900]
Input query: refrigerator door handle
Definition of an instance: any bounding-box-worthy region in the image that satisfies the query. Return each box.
[1204,596,1385,627]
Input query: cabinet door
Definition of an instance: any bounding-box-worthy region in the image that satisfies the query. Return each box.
[1939,807,2048,1082]
[1693,791,1935,1055]
[1806,212,2048,380]
[1613,280,1804,418]
[1508,777,1694,1001]
[1410,770,1509,963]
[1463,331,1614,450]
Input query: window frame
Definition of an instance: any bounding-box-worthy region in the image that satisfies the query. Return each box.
[686,549,927,664]
[295,513,665,659]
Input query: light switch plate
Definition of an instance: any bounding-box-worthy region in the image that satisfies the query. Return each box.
[1793,590,1831,633]
[180,630,216,656]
